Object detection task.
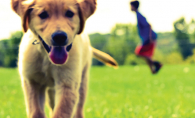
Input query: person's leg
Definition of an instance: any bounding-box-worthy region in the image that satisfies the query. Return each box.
[140,56,155,73]
[153,61,163,74]
[135,42,162,74]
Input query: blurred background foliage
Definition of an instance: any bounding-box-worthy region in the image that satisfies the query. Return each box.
[1,17,195,67]
[0,31,23,67]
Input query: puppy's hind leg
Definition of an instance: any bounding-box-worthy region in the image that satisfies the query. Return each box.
[75,65,90,118]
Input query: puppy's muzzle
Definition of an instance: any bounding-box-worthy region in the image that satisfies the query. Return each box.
[52,31,68,46]
[38,31,72,65]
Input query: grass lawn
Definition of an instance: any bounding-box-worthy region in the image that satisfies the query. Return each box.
[1,65,195,118]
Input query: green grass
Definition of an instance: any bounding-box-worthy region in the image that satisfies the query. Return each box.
[1,65,195,118]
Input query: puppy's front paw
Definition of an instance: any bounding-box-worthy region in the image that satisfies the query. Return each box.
[30,111,46,118]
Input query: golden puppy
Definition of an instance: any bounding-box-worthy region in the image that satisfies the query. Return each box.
[11,0,118,118]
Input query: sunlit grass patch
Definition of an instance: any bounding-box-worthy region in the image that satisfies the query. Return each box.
[1,65,195,117]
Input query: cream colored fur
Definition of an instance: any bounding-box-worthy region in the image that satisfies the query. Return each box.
[19,30,93,118]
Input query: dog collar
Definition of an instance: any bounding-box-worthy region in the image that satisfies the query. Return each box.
[32,35,50,53]
[32,40,40,45]
[32,35,72,53]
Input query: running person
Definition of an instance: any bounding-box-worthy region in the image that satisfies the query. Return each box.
[130,0,162,74]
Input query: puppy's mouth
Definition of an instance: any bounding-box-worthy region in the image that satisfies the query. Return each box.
[38,36,72,65]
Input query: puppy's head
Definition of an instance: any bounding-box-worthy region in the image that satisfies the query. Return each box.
[11,0,96,65]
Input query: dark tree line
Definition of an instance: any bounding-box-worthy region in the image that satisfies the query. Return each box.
[0,31,23,67]
[90,24,140,65]
[173,17,195,59]
[1,17,195,67]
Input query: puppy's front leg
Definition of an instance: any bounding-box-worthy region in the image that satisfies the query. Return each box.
[52,84,79,118]
[22,79,46,118]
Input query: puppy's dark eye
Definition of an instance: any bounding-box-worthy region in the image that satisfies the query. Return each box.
[65,10,74,18]
[39,11,49,19]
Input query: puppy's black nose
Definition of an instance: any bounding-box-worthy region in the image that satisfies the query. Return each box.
[52,31,67,46]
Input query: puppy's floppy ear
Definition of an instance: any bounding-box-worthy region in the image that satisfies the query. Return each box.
[22,7,33,32]
[78,0,97,34]
[11,0,34,32]
[11,0,20,14]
